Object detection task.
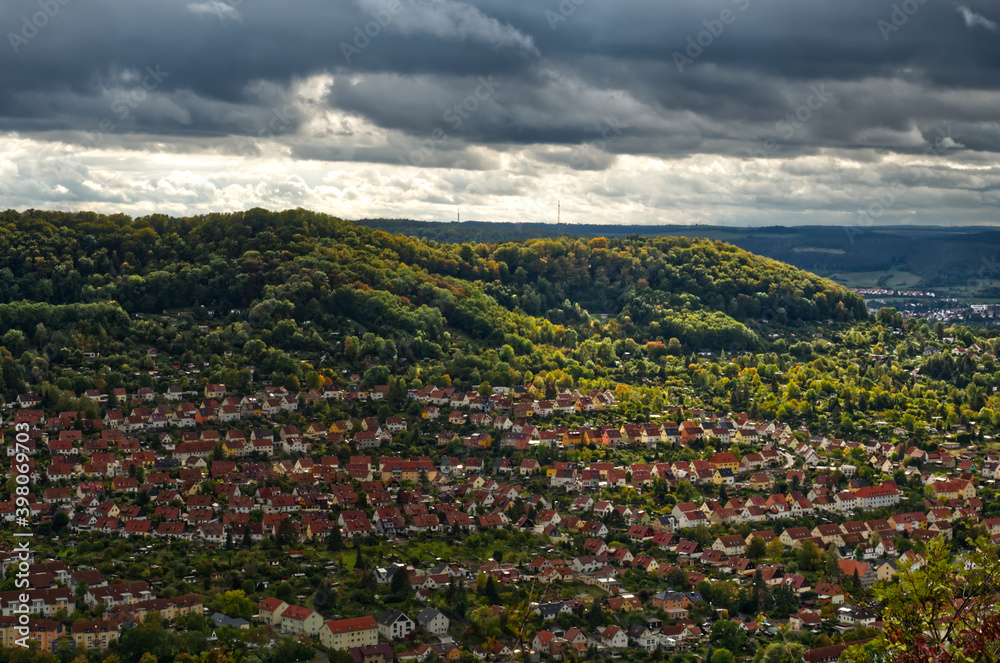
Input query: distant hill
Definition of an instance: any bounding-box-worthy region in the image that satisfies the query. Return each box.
[0,209,863,376]
[358,219,1000,297]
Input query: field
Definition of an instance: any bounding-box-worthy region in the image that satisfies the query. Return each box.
[827,270,925,289]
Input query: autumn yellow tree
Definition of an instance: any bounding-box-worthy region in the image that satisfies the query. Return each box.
[843,536,1000,663]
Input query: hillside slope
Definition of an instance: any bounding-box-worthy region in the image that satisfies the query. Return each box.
[0,207,865,400]
[360,218,1000,296]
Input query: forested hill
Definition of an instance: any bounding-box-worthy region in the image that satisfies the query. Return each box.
[0,208,865,396]
[358,218,1000,294]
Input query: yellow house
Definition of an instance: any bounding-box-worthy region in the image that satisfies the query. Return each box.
[749,474,771,491]
[222,440,246,457]
[712,469,735,485]
[258,598,289,626]
[876,561,899,582]
[204,383,227,399]
[933,480,977,501]
[622,596,644,612]
[0,619,63,651]
[563,431,583,446]
[319,616,379,651]
[710,452,740,472]
[281,606,324,636]
[118,595,203,623]
[72,620,119,650]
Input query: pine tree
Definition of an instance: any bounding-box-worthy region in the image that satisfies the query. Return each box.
[314,580,334,613]
[327,526,343,552]
[483,575,500,604]
[276,517,297,548]
[390,568,412,598]
[360,571,377,593]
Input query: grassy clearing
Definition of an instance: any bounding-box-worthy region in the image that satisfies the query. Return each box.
[828,270,924,289]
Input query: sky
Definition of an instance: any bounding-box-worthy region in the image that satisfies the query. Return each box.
[1,0,999,226]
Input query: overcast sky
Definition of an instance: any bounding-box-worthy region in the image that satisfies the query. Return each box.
[1,0,999,226]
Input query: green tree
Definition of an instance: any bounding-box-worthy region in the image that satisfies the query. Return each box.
[390,568,413,598]
[823,545,840,579]
[327,526,343,552]
[214,589,254,619]
[757,642,806,663]
[766,539,784,562]
[274,582,294,602]
[666,565,689,589]
[747,535,767,561]
[843,536,1000,663]
[363,365,390,387]
[585,598,606,629]
[469,605,500,638]
[314,580,335,613]
[75,581,89,611]
[115,612,177,662]
[52,511,69,532]
[765,582,799,619]
[711,649,735,663]
[797,539,822,572]
[483,575,500,604]
[710,619,746,653]
[275,517,297,548]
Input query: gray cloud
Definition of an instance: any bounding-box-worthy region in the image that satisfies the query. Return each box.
[958,5,997,31]
[0,0,998,224]
[356,0,538,55]
[187,1,243,22]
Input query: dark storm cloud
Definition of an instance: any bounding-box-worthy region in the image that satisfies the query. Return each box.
[1,0,999,225]
[1,0,999,158]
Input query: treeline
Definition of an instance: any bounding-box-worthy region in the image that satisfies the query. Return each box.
[0,207,864,328]
[360,218,1000,292]
[0,207,867,403]
[3,209,1000,450]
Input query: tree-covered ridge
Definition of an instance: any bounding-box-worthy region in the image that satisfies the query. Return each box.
[7,207,991,436]
[0,207,872,412]
[0,208,864,337]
